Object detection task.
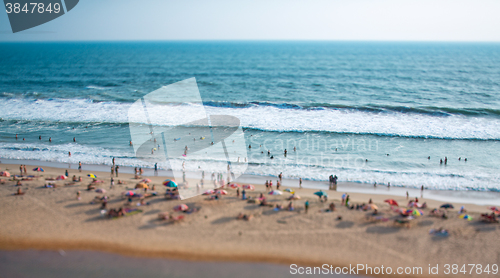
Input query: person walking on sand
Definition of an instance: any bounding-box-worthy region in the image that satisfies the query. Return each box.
[345,195,350,207]
[78,162,82,172]
[406,191,409,200]
[115,165,119,177]
[19,165,23,176]
[299,177,302,189]
[154,163,158,176]
[110,177,114,189]
[276,180,280,190]
[236,187,240,197]
[65,169,68,177]
[23,165,27,175]
[421,185,424,198]
[111,166,114,176]
[305,200,309,213]
[341,193,346,205]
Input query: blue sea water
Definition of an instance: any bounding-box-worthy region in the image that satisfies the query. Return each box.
[0,41,499,191]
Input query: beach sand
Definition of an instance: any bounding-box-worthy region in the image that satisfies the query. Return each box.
[0,162,499,277]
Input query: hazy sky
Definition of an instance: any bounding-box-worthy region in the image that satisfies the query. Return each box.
[1,0,500,41]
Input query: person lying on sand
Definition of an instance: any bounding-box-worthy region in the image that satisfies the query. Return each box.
[107,207,125,218]
[87,184,96,190]
[237,213,253,221]
[429,227,449,237]
[16,180,22,186]
[157,212,184,222]
[287,201,294,211]
[44,183,56,188]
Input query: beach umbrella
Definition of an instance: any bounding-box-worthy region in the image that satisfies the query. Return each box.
[95,188,106,193]
[141,178,151,183]
[384,199,399,206]
[0,171,11,177]
[459,214,472,221]
[135,182,148,189]
[489,207,499,213]
[440,204,454,209]
[269,190,283,195]
[215,189,228,195]
[284,188,294,193]
[56,175,67,180]
[33,167,44,172]
[242,184,254,190]
[125,191,135,197]
[229,183,240,189]
[163,179,178,188]
[202,189,215,195]
[87,174,97,179]
[411,209,424,216]
[174,204,189,212]
[314,191,327,197]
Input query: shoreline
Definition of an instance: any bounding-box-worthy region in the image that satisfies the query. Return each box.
[2,157,499,206]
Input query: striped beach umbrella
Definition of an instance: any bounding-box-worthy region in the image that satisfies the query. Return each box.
[87,173,97,179]
[33,167,44,172]
[412,209,424,216]
[242,184,254,190]
[459,214,473,221]
[269,190,283,195]
[163,179,178,187]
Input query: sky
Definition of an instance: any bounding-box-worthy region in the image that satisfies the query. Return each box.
[0,0,500,41]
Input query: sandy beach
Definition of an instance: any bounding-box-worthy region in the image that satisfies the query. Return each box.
[0,161,499,277]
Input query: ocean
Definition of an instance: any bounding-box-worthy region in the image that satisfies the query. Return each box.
[0,41,499,192]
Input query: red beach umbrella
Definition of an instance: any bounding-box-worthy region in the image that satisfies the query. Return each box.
[229,183,240,189]
[384,199,399,206]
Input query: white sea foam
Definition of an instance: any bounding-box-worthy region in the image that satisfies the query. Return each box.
[0,98,499,140]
